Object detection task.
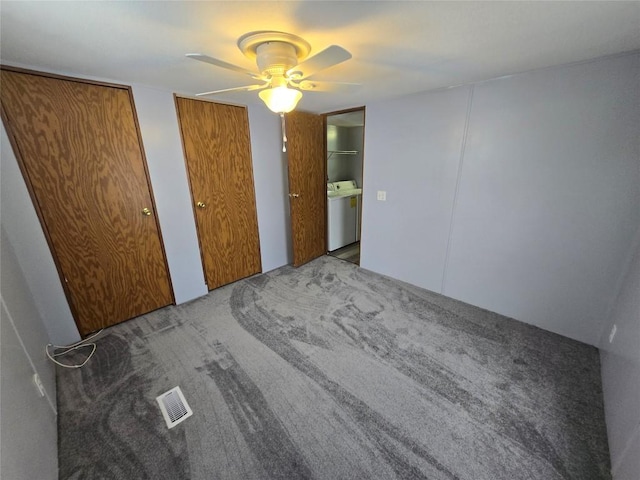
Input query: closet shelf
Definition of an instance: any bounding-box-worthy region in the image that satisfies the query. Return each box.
[328,150,358,159]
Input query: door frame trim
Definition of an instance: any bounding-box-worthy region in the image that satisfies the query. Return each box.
[322,105,367,117]
[322,106,366,261]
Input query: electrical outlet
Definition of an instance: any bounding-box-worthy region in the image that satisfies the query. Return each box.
[608,324,617,344]
[32,373,45,397]
[377,190,387,201]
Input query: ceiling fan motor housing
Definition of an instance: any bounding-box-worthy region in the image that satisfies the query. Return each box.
[238,31,311,80]
[256,42,298,78]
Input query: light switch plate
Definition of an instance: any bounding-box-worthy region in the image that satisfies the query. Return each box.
[377,191,386,201]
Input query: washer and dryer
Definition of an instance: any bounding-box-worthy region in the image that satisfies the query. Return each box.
[327,180,362,251]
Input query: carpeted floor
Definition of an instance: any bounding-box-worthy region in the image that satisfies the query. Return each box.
[57,256,611,479]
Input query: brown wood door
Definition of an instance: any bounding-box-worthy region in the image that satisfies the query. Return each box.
[285,111,326,266]
[0,68,173,336]
[175,97,261,290]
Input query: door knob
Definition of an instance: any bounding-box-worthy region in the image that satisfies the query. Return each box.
[142,207,152,216]
[289,193,300,198]
[197,202,207,208]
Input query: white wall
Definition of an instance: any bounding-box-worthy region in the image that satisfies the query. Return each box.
[327,125,364,186]
[248,105,293,270]
[349,126,365,188]
[361,86,471,292]
[1,73,290,344]
[599,227,640,480]
[1,227,58,480]
[361,52,640,346]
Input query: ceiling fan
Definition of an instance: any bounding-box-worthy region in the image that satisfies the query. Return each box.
[186,31,359,114]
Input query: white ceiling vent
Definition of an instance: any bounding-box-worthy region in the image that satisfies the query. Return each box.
[156,386,193,429]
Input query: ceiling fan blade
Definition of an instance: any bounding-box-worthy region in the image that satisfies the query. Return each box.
[287,45,352,80]
[196,83,268,96]
[296,80,361,93]
[186,53,263,79]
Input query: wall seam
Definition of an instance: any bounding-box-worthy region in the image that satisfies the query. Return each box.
[441,85,474,294]
[0,297,57,414]
[596,223,640,347]
[611,423,640,476]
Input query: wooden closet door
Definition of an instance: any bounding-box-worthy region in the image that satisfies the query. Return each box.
[175,97,261,290]
[0,69,173,336]
[285,111,326,266]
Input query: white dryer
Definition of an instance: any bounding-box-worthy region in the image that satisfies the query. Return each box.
[327,180,362,251]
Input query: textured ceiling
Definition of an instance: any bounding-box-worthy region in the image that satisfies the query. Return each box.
[1,1,639,114]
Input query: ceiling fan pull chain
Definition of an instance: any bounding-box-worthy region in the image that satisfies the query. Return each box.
[281,113,287,152]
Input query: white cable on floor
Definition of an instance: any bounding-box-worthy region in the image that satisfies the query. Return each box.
[45,329,103,368]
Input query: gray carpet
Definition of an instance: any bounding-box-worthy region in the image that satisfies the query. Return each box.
[57,256,611,479]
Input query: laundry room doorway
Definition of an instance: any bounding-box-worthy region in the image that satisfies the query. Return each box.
[324,107,365,265]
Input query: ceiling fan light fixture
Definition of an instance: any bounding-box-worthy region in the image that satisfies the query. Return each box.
[188,31,357,110]
[259,86,302,113]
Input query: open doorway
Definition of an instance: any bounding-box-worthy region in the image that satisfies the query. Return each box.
[325,107,365,265]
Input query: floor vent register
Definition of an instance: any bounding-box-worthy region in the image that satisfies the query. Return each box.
[156,386,193,429]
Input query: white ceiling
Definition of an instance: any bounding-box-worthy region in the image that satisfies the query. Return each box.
[1,1,639,114]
